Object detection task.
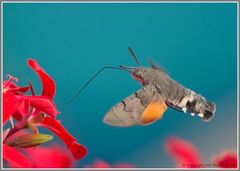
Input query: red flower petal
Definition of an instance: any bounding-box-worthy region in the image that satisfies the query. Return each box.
[114,163,135,168]
[38,117,87,160]
[3,144,32,168]
[12,97,30,121]
[16,97,29,115]
[22,95,58,117]
[25,144,75,168]
[3,80,17,89]
[68,141,87,161]
[85,160,111,168]
[3,75,18,89]
[85,160,134,168]
[28,59,56,99]
[213,151,237,168]
[3,91,32,124]
[3,91,18,124]
[11,86,29,94]
[165,137,202,168]
[4,81,29,94]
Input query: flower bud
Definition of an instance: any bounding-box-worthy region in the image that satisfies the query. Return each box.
[6,133,53,148]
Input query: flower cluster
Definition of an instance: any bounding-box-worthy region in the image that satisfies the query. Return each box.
[3,59,87,168]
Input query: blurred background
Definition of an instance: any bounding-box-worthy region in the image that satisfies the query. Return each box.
[3,2,237,168]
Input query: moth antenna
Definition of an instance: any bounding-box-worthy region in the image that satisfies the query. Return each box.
[128,47,141,66]
[63,66,129,106]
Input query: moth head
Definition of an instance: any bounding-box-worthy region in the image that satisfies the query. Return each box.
[123,47,156,85]
[131,67,148,85]
[119,65,147,85]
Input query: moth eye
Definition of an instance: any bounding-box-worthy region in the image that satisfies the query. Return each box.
[130,71,146,85]
[132,72,142,79]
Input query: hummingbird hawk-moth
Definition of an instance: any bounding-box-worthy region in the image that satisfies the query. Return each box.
[103,48,216,127]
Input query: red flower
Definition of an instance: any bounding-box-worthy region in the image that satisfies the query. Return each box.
[36,116,87,160]
[3,75,57,124]
[25,144,75,168]
[165,137,202,168]
[28,59,56,99]
[165,136,237,168]
[85,160,134,168]
[213,151,237,168]
[3,144,32,168]
[3,76,28,123]
[3,59,87,168]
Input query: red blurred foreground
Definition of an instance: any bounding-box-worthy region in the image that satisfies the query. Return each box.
[3,59,87,168]
[165,137,237,168]
[84,159,134,168]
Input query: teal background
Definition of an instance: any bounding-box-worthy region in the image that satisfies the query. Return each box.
[3,2,237,168]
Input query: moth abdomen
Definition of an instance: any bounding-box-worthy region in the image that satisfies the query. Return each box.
[186,99,197,113]
[201,101,216,122]
[162,81,216,122]
[184,94,216,122]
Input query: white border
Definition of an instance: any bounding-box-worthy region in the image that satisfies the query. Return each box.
[1,0,4,170]
[1,1,239,170]
[237,1,239,170]
[0,1,239,3]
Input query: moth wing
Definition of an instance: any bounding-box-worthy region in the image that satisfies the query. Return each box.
[103,84,167,127]
[140,94,167,125]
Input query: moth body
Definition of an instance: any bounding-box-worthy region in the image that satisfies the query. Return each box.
[131,67,216,122]
[103,48,216,127]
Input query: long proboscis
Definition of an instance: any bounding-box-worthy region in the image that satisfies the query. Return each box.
[63,66,129,106]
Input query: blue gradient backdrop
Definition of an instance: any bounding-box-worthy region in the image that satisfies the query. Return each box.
[3,2,237,168]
